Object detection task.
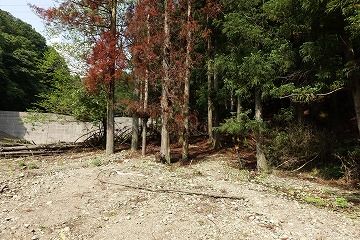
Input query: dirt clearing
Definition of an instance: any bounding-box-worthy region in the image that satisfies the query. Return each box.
[0,149,359,240]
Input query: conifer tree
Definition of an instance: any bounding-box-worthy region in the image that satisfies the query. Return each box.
[31,0,129,154]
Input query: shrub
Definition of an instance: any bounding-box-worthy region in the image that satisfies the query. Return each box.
[92,158,102,167]
[334,146,360,184]
[18,160,26,167]
[28,163,38,169]
[215,110,268,144]
[268,123,332,170]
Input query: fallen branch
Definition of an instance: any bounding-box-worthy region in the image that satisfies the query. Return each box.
[280,88,346,101]
[96,170,245,201]
[291,155,319,172]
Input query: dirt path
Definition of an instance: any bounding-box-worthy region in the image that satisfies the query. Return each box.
[0,150,359,240]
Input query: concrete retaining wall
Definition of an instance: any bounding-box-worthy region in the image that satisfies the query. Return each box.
[0,111,133,145]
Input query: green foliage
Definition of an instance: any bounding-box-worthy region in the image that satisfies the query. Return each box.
[91,158,102,167]
[18,160,26,167]
[334,145,360,182]
[335,197,348,208]
[216,110,253,137]
[28,162,39,169]
[327,0,360,38]
[35,75,107,123]
[218,0,295,108]
[33,47,133,123]
[18,160,39,169]
[216,110,268,143]
[268,123,332,170]
[0,9,48,110]
[273,107,295,122]
[32,46,110,124]
[304,195,327,207]
[325,165,345,179]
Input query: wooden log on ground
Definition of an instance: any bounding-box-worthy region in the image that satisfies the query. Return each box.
[0,143,79,152]
[0,150,66,158]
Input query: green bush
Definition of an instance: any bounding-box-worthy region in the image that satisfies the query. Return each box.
[268,123,332,170]
[334,146,360,183]
[92,158,102,167]
[28,163,38,169]
[215,110,268,143]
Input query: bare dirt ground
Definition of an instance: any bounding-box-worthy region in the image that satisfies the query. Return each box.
[0,145,360,240]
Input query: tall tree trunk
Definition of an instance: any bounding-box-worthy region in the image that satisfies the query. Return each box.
[212,69,220,149]
[351,80,360,135]
[131,78,139,151]
[207,20,213,143]
[160,0,171,163]
[141,75,149,156]
[182,0,192,161]
[293,102,304,124]
[237,94,242,120]
[132,116,139,150]
[207,62,214,142]
[141,13,151,157]
[230,91,234,112]
[106,81,115,155]
[255,87,268,171]
[106,0,117,155]
[342,33,360,135]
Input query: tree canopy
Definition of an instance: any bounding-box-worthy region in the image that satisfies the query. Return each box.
[0,9,48,111]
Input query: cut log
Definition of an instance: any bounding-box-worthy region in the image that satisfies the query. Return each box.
[0,150,65,158]
[0,143,79,152]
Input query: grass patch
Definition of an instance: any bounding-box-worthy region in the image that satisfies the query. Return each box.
[92,158,102,167]
[303,195,327,207]
[39,225,46,230]
[255,172,269,182]
[18,160,26,167]
[334,197,348,208]
[28,162,38,169]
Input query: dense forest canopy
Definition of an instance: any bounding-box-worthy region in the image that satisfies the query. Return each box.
[0,9,50,110]
[2,1,359,182]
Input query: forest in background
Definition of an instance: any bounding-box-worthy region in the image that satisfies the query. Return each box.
[0,9,57,111]
[1,1,360,185]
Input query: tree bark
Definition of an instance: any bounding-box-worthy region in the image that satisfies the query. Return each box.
[212,69,220,149]
[160,0,171,163]
[207,18,213,143]
[105,0,117,155]
[141,13,151,157]
[106,82,115,155]
[182,0,192,161]
[141,76,149,156]
[237,94,242,120]
[131,77,140,151]
[293,102,304,124]
[255,87,268,171]
[131,116,139,150]
[351,79,360,135]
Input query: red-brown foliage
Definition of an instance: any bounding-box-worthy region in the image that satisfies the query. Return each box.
[126,0,163,84]
[84,31,126,92]
[30,1,128,93]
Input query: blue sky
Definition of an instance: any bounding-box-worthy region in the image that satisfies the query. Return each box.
[0,0,56,37]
